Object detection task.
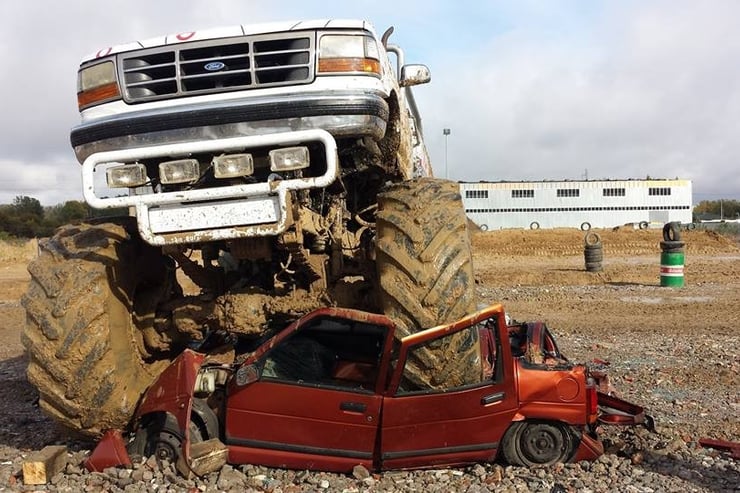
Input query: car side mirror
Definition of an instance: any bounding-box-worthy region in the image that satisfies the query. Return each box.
[399,64,431,87]
[235,363,260,386]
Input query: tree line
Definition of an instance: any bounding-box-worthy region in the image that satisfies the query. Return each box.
[692,199,740,221]
[1,195,738,239]
[0,195,118,239]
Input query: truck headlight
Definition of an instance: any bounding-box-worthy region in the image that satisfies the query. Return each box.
[77,61,121,110]
[106,163,148,188]
[318,35,380,75]
[269,147,310,172]
[159,159,201,185]
[213,154,254,178]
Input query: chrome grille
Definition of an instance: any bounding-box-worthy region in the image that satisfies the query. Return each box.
[119,33,314,103]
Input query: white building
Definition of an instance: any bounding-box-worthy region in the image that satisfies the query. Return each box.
[460,179,692,230]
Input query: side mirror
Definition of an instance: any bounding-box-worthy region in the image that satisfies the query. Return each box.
[399,64,431,87]
[235,363,260,386]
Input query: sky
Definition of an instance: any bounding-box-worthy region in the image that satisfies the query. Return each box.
[1,0,739,206]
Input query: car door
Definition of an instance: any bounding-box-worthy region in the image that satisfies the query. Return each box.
[380,316,519,470]
[224,310,394,472]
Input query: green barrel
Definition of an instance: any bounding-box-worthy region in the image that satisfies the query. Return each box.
[660,251,684,287]
[660,222,685,287]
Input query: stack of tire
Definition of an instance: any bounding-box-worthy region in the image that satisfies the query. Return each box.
[584,232,603,272]
[660,222,685,287]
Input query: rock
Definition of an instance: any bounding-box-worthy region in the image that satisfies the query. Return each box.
[352,464,370,480]
[217,464,245,490]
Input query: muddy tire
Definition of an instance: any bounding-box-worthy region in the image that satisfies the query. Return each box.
[21,220,176,436]
[376,178,478,387]
[376,178,476,331]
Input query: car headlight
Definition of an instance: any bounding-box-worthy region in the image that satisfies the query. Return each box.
[318,35,380,75]
[77,61,121,110]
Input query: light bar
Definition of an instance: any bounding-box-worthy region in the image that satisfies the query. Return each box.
[106,163,148,188]
[213,154,254,178]
[159,159,200,185]
[269,147,310,172]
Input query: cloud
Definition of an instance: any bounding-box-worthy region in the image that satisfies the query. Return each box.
[0,158,81,206]
[1,0,739,206]
[419,1,740,200]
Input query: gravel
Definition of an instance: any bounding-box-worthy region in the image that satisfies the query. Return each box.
[0,428,738,492]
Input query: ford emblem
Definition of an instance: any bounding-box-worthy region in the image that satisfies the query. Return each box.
[204,61,226,71]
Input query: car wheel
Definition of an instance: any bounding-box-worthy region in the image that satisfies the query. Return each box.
[502,421,578,466]
[130,413,204,466]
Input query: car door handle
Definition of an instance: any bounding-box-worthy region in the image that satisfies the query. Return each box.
[340,401,367,413]
[481,392,505,405]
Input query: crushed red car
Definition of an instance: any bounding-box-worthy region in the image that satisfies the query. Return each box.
[86,303,653,476]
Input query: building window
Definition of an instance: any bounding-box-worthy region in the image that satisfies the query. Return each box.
[465,190,488,199]
[648,187,671,196]
[511,189,534,198]
[556,189,580,198]
[603,188,625,197]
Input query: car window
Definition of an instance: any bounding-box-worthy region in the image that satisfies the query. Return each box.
[262,335,337,382]
[259,316,386,392]
[396,323,495,395]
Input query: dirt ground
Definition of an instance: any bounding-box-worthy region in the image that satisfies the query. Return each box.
[472,227,740,443]
[0,227,738,455]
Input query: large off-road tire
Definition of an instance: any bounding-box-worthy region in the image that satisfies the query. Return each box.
[21,220,176,436]
[376,178,478,388]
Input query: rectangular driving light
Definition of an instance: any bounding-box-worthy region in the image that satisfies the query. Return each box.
[106,163,148,188]
[213,154,254,178]
[159,159,200,185]
[269,146,310,172]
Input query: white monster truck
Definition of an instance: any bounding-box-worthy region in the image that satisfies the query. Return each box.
[22,20,476,436]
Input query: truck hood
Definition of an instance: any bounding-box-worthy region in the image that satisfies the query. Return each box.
[81,19,376,64]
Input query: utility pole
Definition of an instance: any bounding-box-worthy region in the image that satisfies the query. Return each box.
[443,128,451,179]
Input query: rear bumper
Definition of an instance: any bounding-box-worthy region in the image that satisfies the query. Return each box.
[71,92,389,162]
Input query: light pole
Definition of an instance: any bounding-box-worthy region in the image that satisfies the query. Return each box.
[443,128,450,179]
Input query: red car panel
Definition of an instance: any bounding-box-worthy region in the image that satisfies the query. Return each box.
[226,381,381,471]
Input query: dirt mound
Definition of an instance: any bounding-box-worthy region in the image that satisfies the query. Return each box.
[472,228,739,257]
[0,238,37,263]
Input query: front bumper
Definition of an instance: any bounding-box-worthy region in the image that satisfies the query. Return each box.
[81,129,338,245]
[71,93,389,163]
